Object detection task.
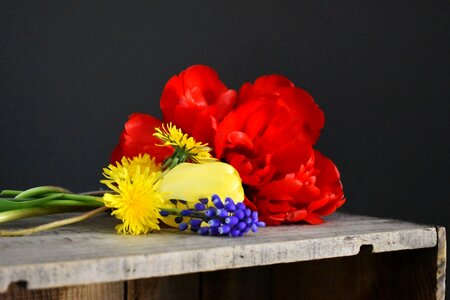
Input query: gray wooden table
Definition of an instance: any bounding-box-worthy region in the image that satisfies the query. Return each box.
[0,213,446,300]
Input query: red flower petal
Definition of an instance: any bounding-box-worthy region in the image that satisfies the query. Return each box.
[259,176,302,201]
[303,214,324,225]
[286,209,308,222]
[160,65,236,146]
[238,75,294,104]
[227,131,254,152]
[277,87,325,145]
[110,113,172,164]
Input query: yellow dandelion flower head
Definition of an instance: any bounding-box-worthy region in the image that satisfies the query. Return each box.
[153,123,217,164]
[102,154,161,185]
[101,155,164,235]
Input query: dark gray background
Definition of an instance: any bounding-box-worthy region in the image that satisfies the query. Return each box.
[1,1,449,234]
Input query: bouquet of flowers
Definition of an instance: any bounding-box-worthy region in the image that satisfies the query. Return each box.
[0,65,345,237]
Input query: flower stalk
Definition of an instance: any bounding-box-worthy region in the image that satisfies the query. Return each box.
[0,206,108,236]
[0,186,107,236]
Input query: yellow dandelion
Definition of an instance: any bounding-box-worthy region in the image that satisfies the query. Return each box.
[153,123,217,164]
[102,154,161,185]
[101,156,164,235]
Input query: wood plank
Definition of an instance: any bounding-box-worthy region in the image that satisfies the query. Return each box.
[127,274,199,300]
[272,246,437,300]
[435,226,446,300]
[201,266,272,300]
[0,213,439,292]
[0,282,123,300]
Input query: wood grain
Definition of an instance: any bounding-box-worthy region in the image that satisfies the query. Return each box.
[201,266,272,300]
[0,282,123,300]
[127,274,199,300]
[272,246,438,300]
[435,226,446,300]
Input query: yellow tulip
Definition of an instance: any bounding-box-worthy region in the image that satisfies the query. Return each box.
[158,162,244,203]
[157,162,244,227]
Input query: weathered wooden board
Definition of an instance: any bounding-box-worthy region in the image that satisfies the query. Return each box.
[0,213,439,293]
[201,265,272,300]
[0,282,123,300]
[436,226,446,300]
[127,274,199,300]
[272,246,439,300]
[199,245,440,300]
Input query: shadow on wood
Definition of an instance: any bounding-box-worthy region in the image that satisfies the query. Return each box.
[272,246,437,300]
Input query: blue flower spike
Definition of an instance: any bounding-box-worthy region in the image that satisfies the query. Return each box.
[208,218,221,228]
[235,209,245,220]
[181,209,191,216]
[211,194,224,209]
[173,194,265,237]
[189,219,202,227]
[205,207,216,217]
[159,210,169,217]
[218,224,231,234]
[199,227,209,236]
[216,208,229,218]
[224,197,236,212]
[236,202,246,210]
[225,216,239,227]
[194,202,206,211]
[178,222,189,231]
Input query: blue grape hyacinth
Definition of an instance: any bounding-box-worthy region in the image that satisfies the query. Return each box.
[159,194,265,237]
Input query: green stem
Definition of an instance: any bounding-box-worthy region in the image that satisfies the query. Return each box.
[45,200,104,207]
[0,205,99,224]
[159,207,204,219]
[1,189,110,199]
[159,207,181,215]
[0,190,22,197]
[0,198,36,202]
[15,186,72,199]
[59,193,104,203]
[0,193,63,212]
[9,193,104,204]
[80,190,113,196]
[0,206,109,236]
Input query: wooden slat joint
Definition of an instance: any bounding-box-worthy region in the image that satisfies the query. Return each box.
[435,226,446,300]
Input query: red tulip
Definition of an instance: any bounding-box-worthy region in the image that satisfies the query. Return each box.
[160,65,237,147]
[110,113,172,165]
[238,74,294,104]
[255,148,345,225]
[236,74,324,145]
[215,75,344,224]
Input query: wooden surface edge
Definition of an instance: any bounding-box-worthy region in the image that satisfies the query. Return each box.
[0,227,438,293]
[436,226,446,300]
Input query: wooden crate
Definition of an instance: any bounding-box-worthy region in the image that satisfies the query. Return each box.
[0,213,446,300]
